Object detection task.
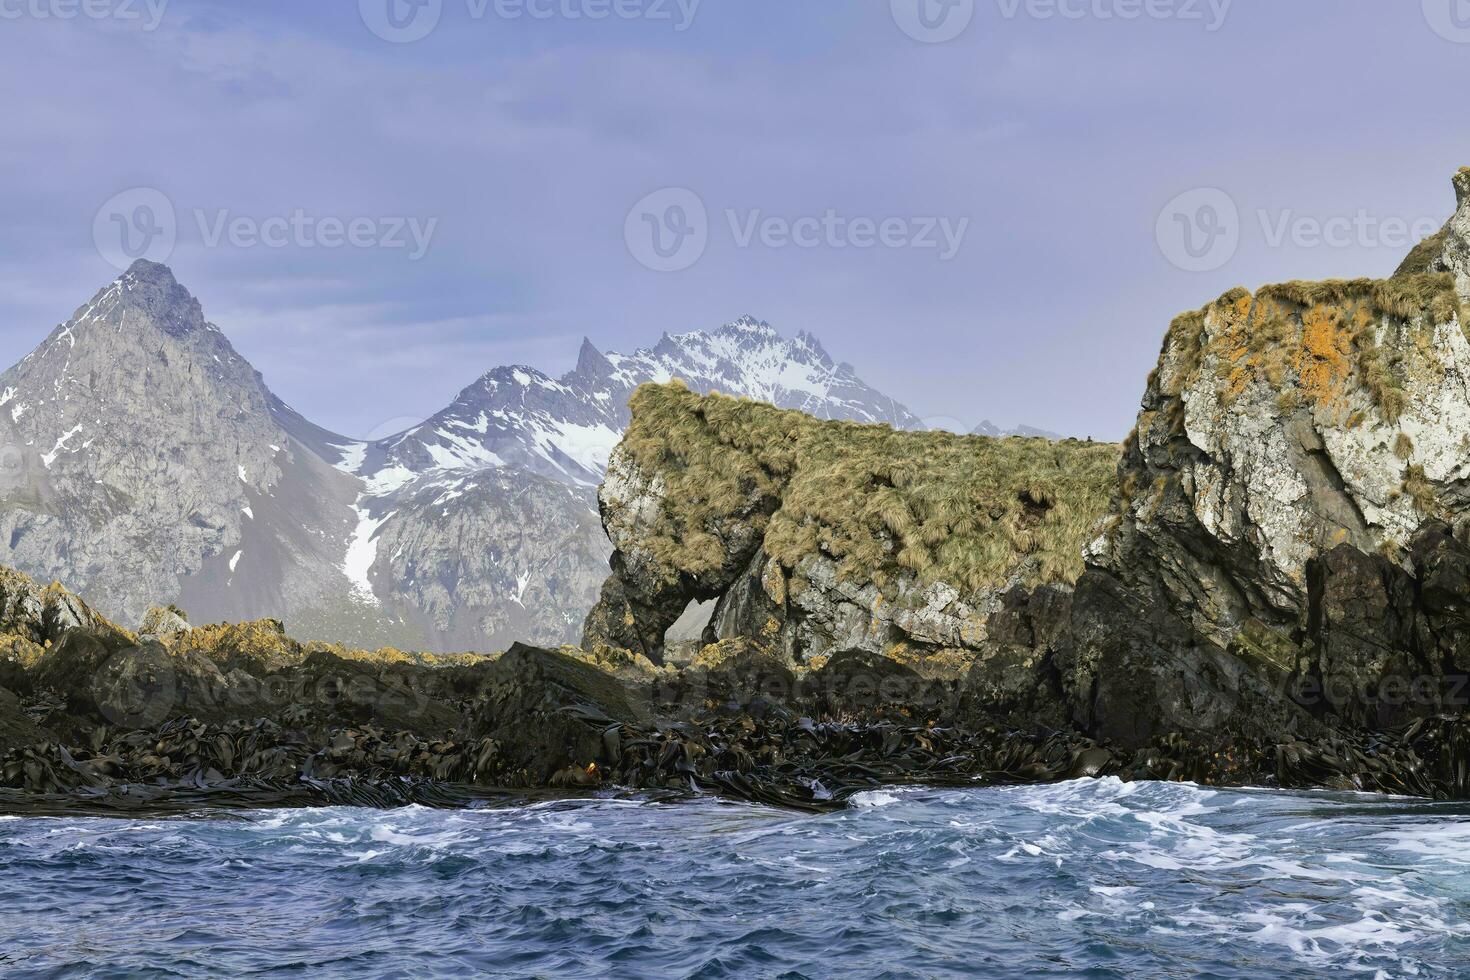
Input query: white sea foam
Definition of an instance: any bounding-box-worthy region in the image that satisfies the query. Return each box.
[851,790,901,808]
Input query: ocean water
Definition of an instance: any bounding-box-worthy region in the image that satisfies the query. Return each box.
[1,779,1467,978]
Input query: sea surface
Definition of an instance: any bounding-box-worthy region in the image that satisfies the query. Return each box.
[1,779,1467,977]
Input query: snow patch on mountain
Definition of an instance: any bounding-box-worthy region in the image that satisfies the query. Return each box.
[353,316,920,502]
[972,420,1062,440]
[344,503,386,604]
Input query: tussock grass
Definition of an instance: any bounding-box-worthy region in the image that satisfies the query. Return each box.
[619,384,1121,595]
[169,619,488,670]
[1162,274,1464,425]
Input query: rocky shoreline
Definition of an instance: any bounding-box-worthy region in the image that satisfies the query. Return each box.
[5,601,1470,816]
[10,170,1470,816]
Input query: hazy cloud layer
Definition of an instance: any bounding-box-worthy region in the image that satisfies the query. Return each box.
[0,0,1465,439]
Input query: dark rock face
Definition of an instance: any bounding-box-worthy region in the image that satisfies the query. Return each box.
[0,633,652,804]
[1296,525,1470,730]
[581,173,1470,765]
[0,568,105,645]
[1062,561,1313,748]
[461,642,648,786]
[958,585,1073,730]
[0,686,48,756]
[1052,174,1470,748]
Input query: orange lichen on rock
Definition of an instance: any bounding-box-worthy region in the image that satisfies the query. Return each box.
[1163,274,1462,425]
[1295,303,1358,412]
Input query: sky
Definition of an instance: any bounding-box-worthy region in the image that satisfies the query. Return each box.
[1,0,1468,441]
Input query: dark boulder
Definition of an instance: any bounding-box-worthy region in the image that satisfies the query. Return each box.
[463,643,645,786]
[0,686,52,757]
[810,648,946,717]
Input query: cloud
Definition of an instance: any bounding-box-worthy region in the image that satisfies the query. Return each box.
[0,1,1465,441]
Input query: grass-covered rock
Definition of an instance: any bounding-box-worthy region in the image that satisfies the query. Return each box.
[584,382,1120,670]
[1069,170,1470,747]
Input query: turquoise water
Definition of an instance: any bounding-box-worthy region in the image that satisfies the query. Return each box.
[1,779,1467,977]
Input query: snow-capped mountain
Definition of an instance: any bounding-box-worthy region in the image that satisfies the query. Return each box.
[329,315,921,649]
[0,261,365,633]
[347,316,919,491]
[0,263,921,652]
[972,421,1062,440]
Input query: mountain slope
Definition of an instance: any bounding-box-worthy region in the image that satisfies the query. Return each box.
[0,263,923,653]
[332,316,923,650]
[0,261,369,630]
[358,316,919,490]
[972,421,1062,440]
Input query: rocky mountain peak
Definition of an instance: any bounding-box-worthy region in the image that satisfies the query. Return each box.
[1397,167,1470,297]
[719,315,778,337]
[792,329,832,360]
[0,264,365,633]
[90,260,207,338]
[573,337,616,381]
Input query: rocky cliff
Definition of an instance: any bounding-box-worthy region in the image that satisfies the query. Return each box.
[582,382,1119,695]
[1066,173,1470,746]
[585,170,1470,752]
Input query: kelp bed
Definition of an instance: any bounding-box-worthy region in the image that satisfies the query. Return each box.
[7,702,1470,818]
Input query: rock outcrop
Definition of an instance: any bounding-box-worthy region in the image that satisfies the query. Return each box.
[582,382,1119,691]
[139,604,191,641]
[1065,172,1470,747]
[0,565,106,645]
[585,170,1470,756]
